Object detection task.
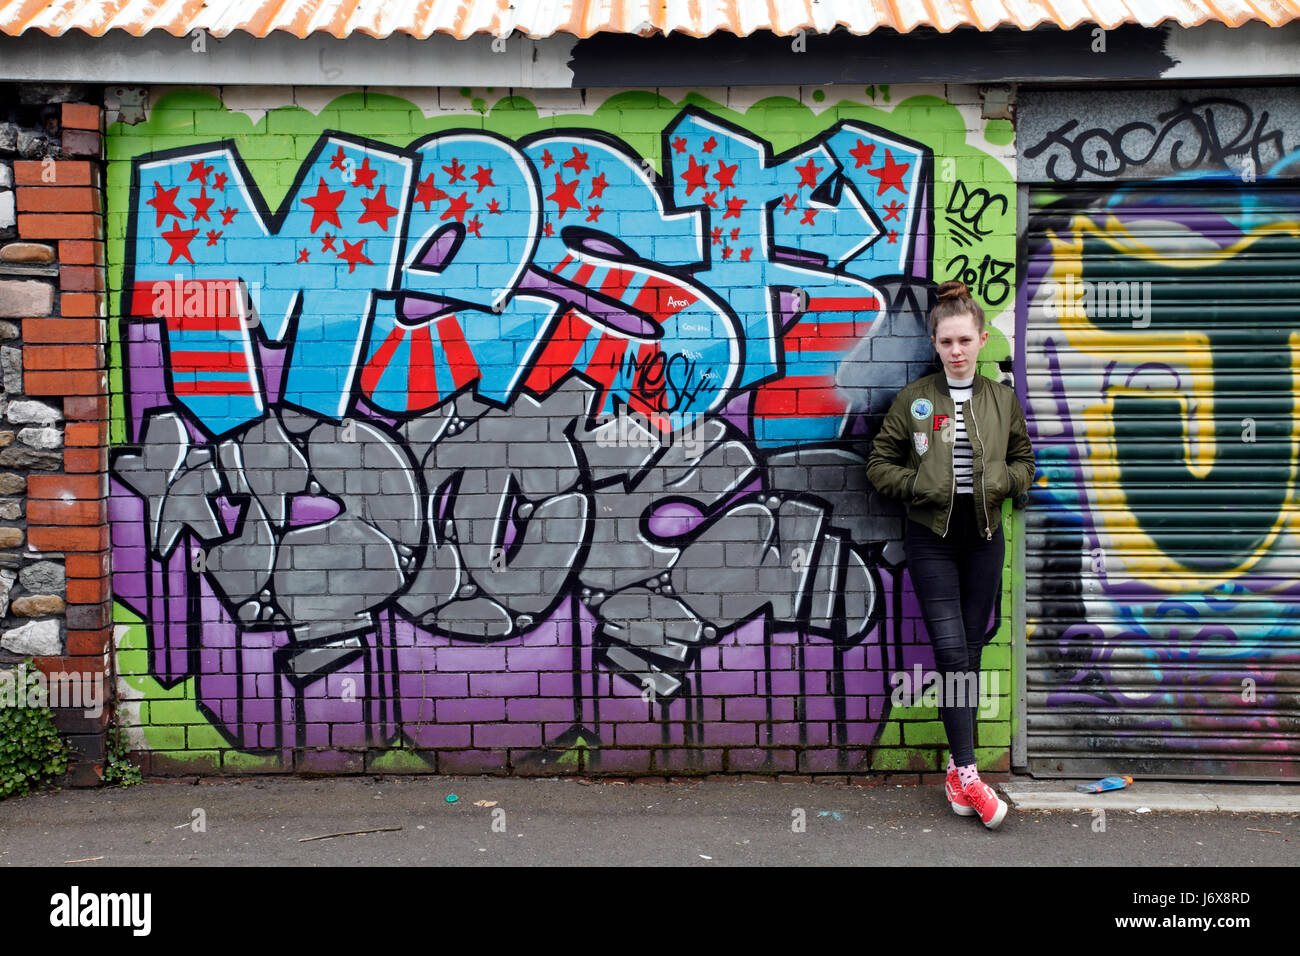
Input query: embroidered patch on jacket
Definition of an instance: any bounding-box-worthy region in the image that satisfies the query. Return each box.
[913,432,929,455]
[910,398,933,420]
[933,414,948,431]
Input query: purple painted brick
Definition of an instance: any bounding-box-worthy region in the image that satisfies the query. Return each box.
[613,722,667,746]
[587,749,652,773]
[506,646,572,670]
[401,673,469,698]
[470,672,538,697]
[655,748,724,773]
[473,723,544,748]
[437,750,511,774]
[769,721,831,746]
[727,748,797,772]
[304,722,330,747]
[407,723,472,749]
[700,721,756,746]
[720,644,768,670]
[592,695,653,723]
[798,748,867,773]
[539,672,578,696]
[438,698,506,722]
[699,671,755,696]
[507,697,577,722]
[397,697,435,723]
[724,697,795,721]
[436,646,507,670]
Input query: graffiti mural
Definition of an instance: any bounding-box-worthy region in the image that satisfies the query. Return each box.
[109,91,1014,773]
[1020,85,1300,777]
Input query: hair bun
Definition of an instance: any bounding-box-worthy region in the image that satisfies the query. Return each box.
[936,280,970,302]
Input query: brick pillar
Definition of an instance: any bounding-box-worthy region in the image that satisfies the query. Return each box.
[3,99,109,786]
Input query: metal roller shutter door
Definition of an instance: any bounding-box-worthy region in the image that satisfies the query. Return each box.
[1021,179,1300,780]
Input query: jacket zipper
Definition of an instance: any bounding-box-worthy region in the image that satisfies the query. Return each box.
[966,384,993,539]
[940,395,955,537]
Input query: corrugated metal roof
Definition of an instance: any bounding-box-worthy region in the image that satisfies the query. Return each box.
[1,0,1297,40]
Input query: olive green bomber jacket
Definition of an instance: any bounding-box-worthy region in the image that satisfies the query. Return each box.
[865,371,1036,539]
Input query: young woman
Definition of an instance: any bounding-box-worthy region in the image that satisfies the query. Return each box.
[866,280,1036,830]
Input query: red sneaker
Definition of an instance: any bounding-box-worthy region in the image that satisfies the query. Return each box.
[945,767,975,816]
[963,779,1008,829]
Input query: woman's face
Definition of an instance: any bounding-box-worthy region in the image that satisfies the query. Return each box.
[932,312,988,379]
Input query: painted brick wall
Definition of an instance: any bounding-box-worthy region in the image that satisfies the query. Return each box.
[106,85,1018,779]
[0,85,110,785]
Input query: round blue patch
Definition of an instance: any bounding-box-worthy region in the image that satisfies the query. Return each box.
[910,398,933,420]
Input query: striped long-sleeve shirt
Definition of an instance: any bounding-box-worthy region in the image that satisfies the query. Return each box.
[948,375,975,493]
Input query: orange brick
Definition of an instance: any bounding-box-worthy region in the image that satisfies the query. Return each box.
[29,498,106,526]
[25,369,106,396]
[24,344,103,371]
[13,161,95,187]
[28,474,107,499]
[32,656,106,675]
[61,103,101,131]
[60,293,103,317]
[28,525,109,552]
[58,240,105,266]
[66,627,112,656]
[66,552,111,579]
[64,395,108,420]
[64,447,108,473]
[16,213,103,241]
[65,421,108,447]
[60,265,106,292]
[67,577,110,605]
[15,187,101,213]
[22,318,104,344]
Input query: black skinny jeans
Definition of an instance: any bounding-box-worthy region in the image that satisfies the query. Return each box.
[903,494,1004,768]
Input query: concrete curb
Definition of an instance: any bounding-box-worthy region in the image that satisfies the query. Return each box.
[1002,782,1300,813]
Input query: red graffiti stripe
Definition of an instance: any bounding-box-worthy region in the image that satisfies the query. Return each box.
[785,319,875,352]
[572,262,597,287]
[165,315,246,333]
[631,276,694,321]
[168,350,250,373]
[599,267,635,300]
[436,314,480,390]
[753,375,844,417]
[172,379,255,396]
[360,324,406,399]
[525,310,591,393]
[583,331,629,414]
[408,324,439,409]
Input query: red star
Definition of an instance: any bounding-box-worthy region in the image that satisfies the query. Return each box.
[466,216,483,238]
[781,194,798,215]
[869,150,911,196]
[585,205,603,222]
[680,154,708,196]
[672,137,687,154]
[470,165,495,193]
[710,227,722,245]
[721,245,732,259]
[358,185,398,231]
[713,161,738,189]
[146,182,185,228]
[414,174,447,211]
[297,248,310,263]
[189,185,214,222]
[849,140,876,168]
[723,196,747,219]
[329,147,348,171]
[800,207,819,225]
[438,158,464,185]
[543,222,554,237]
[161,222,200,265]
[351,157,378,191]
[887,229,899,244]
[795,158,823,190]
[188,160,212,185]
[212,172,228,190]
[321,233,336,251]
[882,200,905,222]
[547,173,581,219]
[563,148,589,175]
[739,247,753,262]
[588,172,609,199]
[487,198,502,214]
[205,230,222,246]
[337,238,373,273]
[440,192,474,223]
[701,136,718,153]
[702,192,718,209]
[541,149,554,168]
[301,177,345,233]
[729,228,740,241]
[221,207,238,225]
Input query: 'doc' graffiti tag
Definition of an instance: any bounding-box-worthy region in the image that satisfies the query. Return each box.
[110,106,970,771]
